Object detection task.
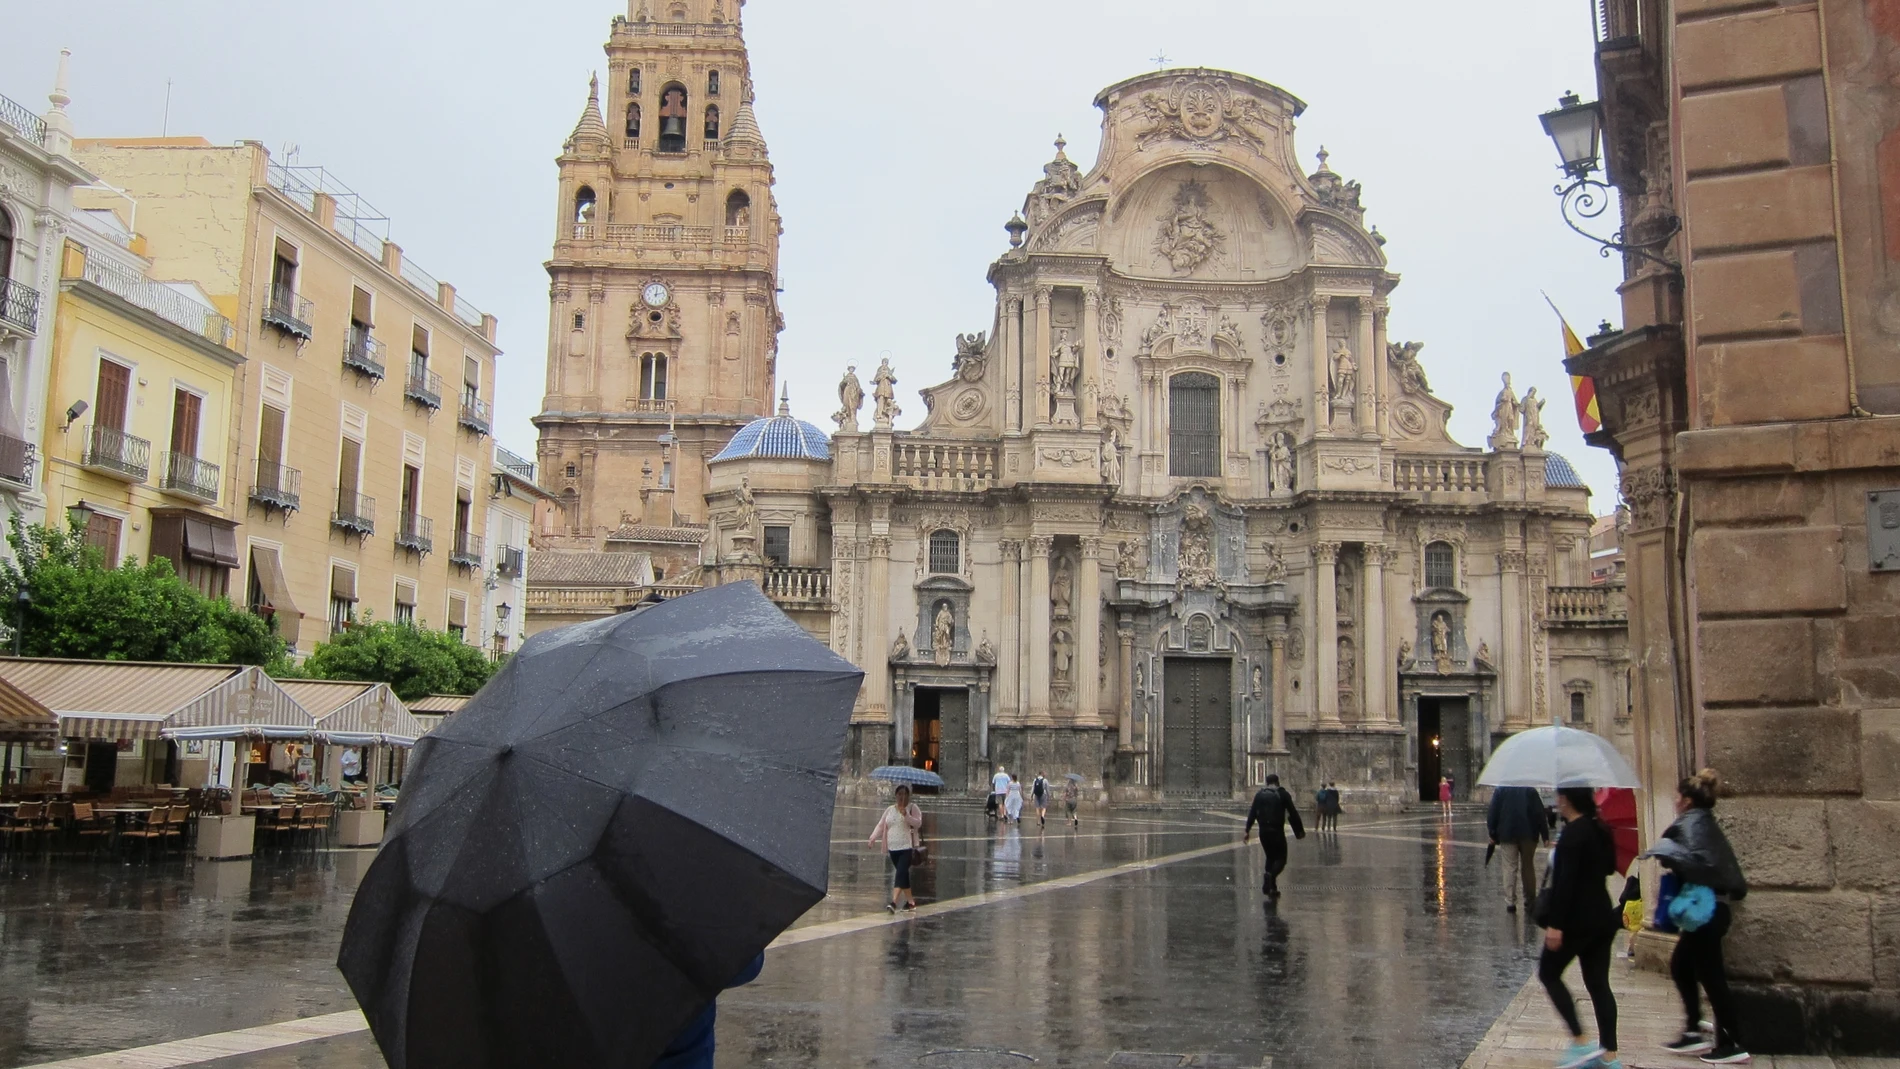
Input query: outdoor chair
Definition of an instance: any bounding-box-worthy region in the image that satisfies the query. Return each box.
[120,807,169,861]
[159,806,187,851]
[69,803,111,855]
[267,804,299,851]
[0,802,43,853]
[297,803,333,848]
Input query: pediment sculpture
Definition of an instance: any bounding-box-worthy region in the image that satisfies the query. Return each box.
[1135,76,1272,154]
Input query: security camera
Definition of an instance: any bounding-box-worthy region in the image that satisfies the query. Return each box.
[60,400,88,431]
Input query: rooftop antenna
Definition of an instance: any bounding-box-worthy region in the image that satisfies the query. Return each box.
[161,79,172,136]
[282,142,300,165]
[1151,50,1171,70]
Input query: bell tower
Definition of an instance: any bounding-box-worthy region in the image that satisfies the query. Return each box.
[534,0,780,537]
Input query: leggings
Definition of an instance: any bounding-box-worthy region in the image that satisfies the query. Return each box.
[889,848,913,890]
[1539,931,1618,1052]
[1672,902,1740,1046]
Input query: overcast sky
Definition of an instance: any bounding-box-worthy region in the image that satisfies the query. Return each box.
[4,0,1624,508]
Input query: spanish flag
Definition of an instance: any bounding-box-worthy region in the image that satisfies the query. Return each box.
[1545,295,1602,434]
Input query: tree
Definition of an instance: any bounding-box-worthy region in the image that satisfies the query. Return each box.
[289,619,496,701]
[0,517,285,665]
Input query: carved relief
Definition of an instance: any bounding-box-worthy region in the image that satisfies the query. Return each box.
[1154,181,1226,275]
[953,331,989,383]
[1388,340,1431,396]
[1175,503,1221,592]
[1619,466,1675,531]
[1100,295,1125,351]
[1135,76,1273,154]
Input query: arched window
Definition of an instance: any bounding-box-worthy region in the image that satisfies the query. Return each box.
[573,186,597,226]
[703,105,720,141]
[0,207,15,283]
[668,2,688,19]
[928,530,960,574]
[1167,371,1221,477]
[657,84,689,152]
[1424,541,1456,589]
[625,103,641,139]
[725,189,751,228]
[707,70,721,96]
[639,353,668,400]
[1569,691,1587,724]
[628,68,641,95]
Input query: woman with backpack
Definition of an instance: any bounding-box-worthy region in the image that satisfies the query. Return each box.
[867,784,924,913]
[1031,773,1049,828]
[1537,787,1622,1069]
[1644,769,1750,1065]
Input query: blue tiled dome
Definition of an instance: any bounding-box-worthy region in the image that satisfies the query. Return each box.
[712,398,830,462]
[1545,452,1587,489]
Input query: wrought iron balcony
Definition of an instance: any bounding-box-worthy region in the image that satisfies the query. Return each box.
[495,446,536,483]
[343,330,386,380]
[333,491,375,537]
[0,433,35,488]
[0,92,48,147]
[81,255,231,345]
[262,283,314,340]
[396,512,433,555]
[81,425,150,482]
[249,460,301,513]
[458,391,491,436]
[405,355,442,410]
[496,544,525,578]
[159,451,221,503]
[449,530,483,570]
[0,277,39,335]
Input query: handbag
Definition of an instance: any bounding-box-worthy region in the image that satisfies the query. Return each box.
[1532,848,1557,927]
[1654,871,1682,933]
[1667,882,1716,932]
[911,839,928,865]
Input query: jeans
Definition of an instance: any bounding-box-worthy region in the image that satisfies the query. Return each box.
[1539,931,1618,1053]
[1672,902,1741,1047]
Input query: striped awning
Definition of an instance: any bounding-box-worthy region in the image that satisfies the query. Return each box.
[0,676,57,742]
[59,713,168,741]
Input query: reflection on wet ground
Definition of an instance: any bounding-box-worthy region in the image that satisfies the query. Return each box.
[0,807,1539,1069]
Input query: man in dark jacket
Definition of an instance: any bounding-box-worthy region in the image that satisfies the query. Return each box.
[1243,774,1306,897]
[1487,784,1549,913]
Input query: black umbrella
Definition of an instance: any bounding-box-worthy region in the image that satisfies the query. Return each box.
[337,582,863,1069]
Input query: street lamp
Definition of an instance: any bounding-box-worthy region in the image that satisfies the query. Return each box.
[1538,91,1679,270]
[66,500,94,534]
[13,585,29,656]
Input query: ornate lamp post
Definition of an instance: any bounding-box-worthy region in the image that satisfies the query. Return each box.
[1539,92,1679,270]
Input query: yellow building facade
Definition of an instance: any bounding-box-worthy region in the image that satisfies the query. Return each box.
[70,138,502,653]
[42,210,242,585]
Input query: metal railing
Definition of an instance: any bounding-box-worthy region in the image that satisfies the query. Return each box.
[763,567,831,607]
[0,277,38,334]
[262,283,313,339]
[159,451,221,502]
[249,460,301,512]
[458,392,491,435]
[0,433,35,488]
[0,93,47,147]
[892,440,998,491]
[333,491,375,536]
[80,256,232,345]
[399,256,440,304]
[454,294,486,332]
[405,357,442,410]
[1394,456,1489,494]
[450,530,483,569]
[396,513,434,555]
[81,425,150,482]
[343,330,386,379]
[266,162,389,260]
[495,446,536,483]
[496,545,525,578]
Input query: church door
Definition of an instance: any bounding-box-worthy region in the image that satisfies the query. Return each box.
[936,688,970,795]
[1162,658,1233,796]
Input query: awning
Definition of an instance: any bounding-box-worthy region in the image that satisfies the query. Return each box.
[250,545,302,648]
[159,666,316,741]
[0,658,241,742]
[61,714,167,740]
[184,517,240,567]
[280,680,426,747]
[0,676,57,742]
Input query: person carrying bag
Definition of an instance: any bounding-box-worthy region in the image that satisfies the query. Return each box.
[867,785,924,913]
[1643,769,1750,1065]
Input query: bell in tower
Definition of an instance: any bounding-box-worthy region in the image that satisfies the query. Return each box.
[658,84,689,152]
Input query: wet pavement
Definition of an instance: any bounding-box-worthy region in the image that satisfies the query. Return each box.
[0,806,1547,1069]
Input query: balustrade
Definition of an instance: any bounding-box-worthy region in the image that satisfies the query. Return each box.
[763,567,831,606]
[1394,455,1489,493]
[1547,583,1628,623]
[892,440,998,490]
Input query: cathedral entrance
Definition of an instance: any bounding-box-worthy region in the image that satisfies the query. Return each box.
[1161,658,1233,796]
[911,687,970,790]
[1416,697,1471,801]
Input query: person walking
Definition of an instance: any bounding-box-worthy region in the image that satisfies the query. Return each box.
[1004,775,1024,823]
[989,765,1010,821]
[1488,784,1550,914]
[1323,783,1342,832]
[867,784,923,912]
[1438,775,1454,819]
[1646,769,1750,1065]
[1243,774,1306,897]
[1061,776,1079,827]
[1537,787,1621,1069]
[1031,773,1049,828]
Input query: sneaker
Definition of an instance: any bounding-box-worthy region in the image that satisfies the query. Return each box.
[903,901,918,912]
[1663,1032,1713,1055]
[1699,1047,1750,1065]
[1599,1059,1623,1069]
[884,902,897,914]
[1556,1042,1603,1069]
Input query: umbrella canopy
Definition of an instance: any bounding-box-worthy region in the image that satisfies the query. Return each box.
[1596,786,1641,873]
[337,583,863,1069]
[870,765,944,788]
[1478,725,1639,789]
[1064,772,1084,782]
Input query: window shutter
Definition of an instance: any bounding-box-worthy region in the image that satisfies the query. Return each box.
[94,361,131,430]
[331,564,358,603]
[447,595,467,628]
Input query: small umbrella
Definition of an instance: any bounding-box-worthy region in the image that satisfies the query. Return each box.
[1596,786,1640,873]
[1064,772,1084,782]
[337,583,862,1069]
[870,765,944,788]
[1477,724,1639,789]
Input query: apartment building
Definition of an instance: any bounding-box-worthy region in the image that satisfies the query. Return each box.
[483,446,552,658]
[71,139,501,654]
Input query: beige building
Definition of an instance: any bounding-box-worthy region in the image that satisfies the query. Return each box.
[70,139,502,653]
[1564,0,1900,1051]
[699,69,1631,805]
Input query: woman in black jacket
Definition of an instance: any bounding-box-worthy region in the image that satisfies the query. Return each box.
[1538,787,1621,1069]
[1644,768,1750,1064]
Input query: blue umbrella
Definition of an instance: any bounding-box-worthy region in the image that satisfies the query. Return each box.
[870,766,945,788]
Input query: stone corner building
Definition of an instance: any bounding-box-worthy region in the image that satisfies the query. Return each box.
[699,69,1629,805]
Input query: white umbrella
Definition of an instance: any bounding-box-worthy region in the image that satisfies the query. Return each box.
[1478,725,1639,788]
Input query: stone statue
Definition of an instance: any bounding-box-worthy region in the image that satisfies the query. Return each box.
[1155,180,1225,274]
[1388,340,1430,396]
[1397,637,1412,668]
[1475,640,1494,668]
[833,364,863,432]
[1051,555,1074,618]
[1521,388,1549,451]
[1268,432,1296,496]
[1250,664,1264,698]
[1214,314,1245,352]
[1052,628,1074,682]
[1101,427,1123,485]
[1336,560,1356,622]
[954,332,988,384]
[932,602,954,667]
[1261,539,1288,583]
[1330,339,1358,405]
[1051,328,1081,397]
[975,631,997,664]
[1337,637,1356,680]
[1117,538,1143,580]
[732,476,757,534]
[890,630,910,661]
[872,358,901,429]
[1489,373,1521,451]
[1176,504,1218,590]
[1430,611,1453,674]
[1134,662,1145,696]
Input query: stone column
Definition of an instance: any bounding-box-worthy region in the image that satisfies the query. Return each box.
[1027,535,1054,723]
[1315,541,1341,723]
[864,536,894,749]
[1005,297,1024,434]
[1370,300,1391,439]
[998,539,1022,723]
[1269,627,1288,751]
[1310,297,1332,434]
[1498,549,1527,727]
[1017,537,1034,719]
[1033,288,1053,429]
[1364,544,1391,723]
[1356,301,1377,434]
[1075,538,1103,725]
[1117,613,1136,750]
[1081,290,1101,428]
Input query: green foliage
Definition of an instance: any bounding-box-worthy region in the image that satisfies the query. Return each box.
[0,516,286,665]
[290,618,496,701]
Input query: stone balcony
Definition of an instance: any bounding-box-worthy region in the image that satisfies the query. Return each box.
[1547,582,1628,625]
